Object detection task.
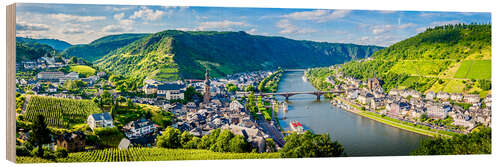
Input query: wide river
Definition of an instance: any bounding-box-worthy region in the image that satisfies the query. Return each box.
[276,71,429,156]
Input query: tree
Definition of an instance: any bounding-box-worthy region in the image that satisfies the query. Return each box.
[156,127,181,148]
[184,86,199,102]
[180,131,194,147]
[230,135,250,153]
[279,131,344,158]
[411,127,491,155]
[265,138,277,152]
[212,130,234,152]
[31,115,51,157]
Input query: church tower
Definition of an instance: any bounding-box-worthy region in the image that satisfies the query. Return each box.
[203,68,211,104]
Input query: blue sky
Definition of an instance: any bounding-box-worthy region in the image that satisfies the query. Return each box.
[16,3,491,46]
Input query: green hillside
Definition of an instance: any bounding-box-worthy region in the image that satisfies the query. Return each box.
[16,42,56,63]
[16,37,72,51]
[96,30,383,80]
[339,24,491,96]
[62,33,149,62]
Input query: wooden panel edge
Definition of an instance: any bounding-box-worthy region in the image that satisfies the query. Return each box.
[6,3,17,163]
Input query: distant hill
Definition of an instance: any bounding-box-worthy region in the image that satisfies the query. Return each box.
[96,30,383,81]
[339,24,491,96]
[16,42,56,63]
[16,37,72,51]
[62,33,149,62]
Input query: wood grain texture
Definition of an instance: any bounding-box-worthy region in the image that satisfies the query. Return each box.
[6,3,17,163]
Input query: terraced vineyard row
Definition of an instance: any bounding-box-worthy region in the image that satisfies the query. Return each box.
[24,95,102,128]
[18,148,280,163]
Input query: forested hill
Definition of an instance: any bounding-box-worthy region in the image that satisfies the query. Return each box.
[16,37,72,51]
[96,30,383,80]
[62,33,149,62]
[16,42,56,63]
[339,24,491,96]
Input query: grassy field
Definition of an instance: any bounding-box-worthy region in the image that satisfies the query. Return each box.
[454,60,491,79]
[70,65,96,78]
[390,60,452,76]
[17,148,281,163]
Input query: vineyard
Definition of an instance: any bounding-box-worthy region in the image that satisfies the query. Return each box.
[17,147,280,163]
[24,95,102,128]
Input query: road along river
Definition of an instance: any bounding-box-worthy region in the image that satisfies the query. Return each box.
[276,71,428,156]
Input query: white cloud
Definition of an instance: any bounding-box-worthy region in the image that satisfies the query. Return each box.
[48,13,106,22]
[16,22,49,31]
[247,28,258,34]
[197,20,249,30]
[62,28,84,34]
[102,25,127,33]
[105,6,133,12]
[282,9,351,22]
[276,19,316,34]
[371,23,416,34]
[113,13,125,20]
[130,7,165,21]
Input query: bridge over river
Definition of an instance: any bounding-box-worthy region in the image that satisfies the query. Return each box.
[236,90,344,100]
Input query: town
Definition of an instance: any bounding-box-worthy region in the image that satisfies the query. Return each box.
[15,56,285,155]
[324,65,491,135]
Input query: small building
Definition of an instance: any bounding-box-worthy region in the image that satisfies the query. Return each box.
[389,89,399,96]
[37,71,65,81]
[386,102,410,118]
[409,89,421,98]
[157,83,185,100]
[464,94,480,104]
[122,118,157,139]
[229,100,244,112]
[436,92,450,100]
[55,131,86,152]
[450,93,464,101]
[425,91,436,100]
[143,84,158,95]
[357,92,374,105]
[87,112,114,131]
[426,104,451,120]
[370,97,385,110]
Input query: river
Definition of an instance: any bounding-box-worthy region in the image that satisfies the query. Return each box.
[276,71,429,156]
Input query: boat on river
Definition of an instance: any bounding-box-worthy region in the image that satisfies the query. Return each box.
[289,120,304,134]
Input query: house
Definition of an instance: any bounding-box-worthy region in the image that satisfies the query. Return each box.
[122,118,157,139]
[425,91,436,100]
[55,131,86,152]
[464,94,480,104]
[452,114,475,129]
[357,92,374,105]
[426,104,451,119]
[409,89,421,98]
[450,93,463,101]
[48,84,57,93]
[389,89,399,96]
[60,72,79,82]
[346,88,359,99]
[483,94,492,108]
[370,98,385,110]
[87,112,114,131]
[143,84,158,94]
[367,74,382,92]
[399,89,411,98]
[436,92,450,100]
[386,102,410,118]
[157,83,185,100]
[229,100,244,112]
[37,72,65,81]
[325,76,336,85]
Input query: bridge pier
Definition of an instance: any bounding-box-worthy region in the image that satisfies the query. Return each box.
[316,94,321,100]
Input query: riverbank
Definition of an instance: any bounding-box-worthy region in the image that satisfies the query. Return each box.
[335,97,451,138]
